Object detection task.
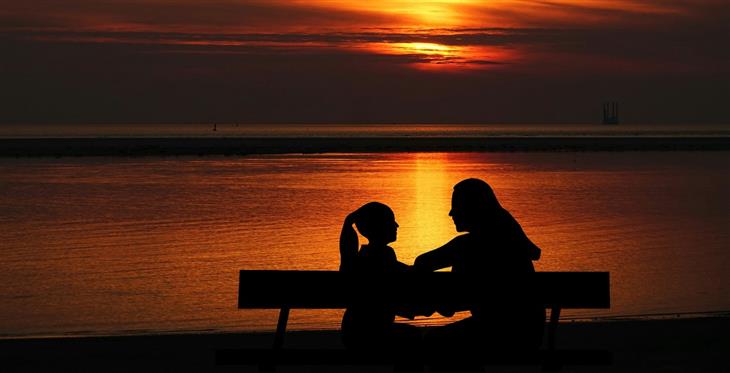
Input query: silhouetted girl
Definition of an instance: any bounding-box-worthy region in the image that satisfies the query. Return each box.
[339,202,422,351]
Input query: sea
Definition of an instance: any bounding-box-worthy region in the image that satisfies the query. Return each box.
[0,124,728,338]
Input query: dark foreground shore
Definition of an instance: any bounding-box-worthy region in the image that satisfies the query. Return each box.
[2,317,728,372]
[2,136,730,157]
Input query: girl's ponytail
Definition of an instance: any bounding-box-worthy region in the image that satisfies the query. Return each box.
[339,210,359,272]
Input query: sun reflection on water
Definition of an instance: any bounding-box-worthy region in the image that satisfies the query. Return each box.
[397,153,455,262]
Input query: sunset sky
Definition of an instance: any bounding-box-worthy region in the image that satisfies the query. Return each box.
[2,0,728,124]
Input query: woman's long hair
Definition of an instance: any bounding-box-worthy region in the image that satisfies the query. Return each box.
[454,178,541,260]
[453,178,504,222]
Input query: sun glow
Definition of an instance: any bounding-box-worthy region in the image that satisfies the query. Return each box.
[396,42,452,55]
[383,1,464,27]
[290,0,469,28]
[363,42,514,70]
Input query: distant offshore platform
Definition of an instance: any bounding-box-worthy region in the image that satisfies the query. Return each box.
[602,101,619,125]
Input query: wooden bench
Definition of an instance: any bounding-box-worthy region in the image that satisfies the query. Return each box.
[217,270,611,371]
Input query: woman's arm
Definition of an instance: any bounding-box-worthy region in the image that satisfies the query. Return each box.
[413,235,464,272]
[412,235,469,317]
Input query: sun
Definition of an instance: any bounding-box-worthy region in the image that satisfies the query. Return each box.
[398,42,454,55]
[306,0,467,28]
[367,42,459,61]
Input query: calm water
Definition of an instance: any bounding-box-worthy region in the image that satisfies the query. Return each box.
[1,152,728,337]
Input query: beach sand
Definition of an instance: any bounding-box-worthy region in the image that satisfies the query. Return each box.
[1,137,729,157]
[2,317,728,372]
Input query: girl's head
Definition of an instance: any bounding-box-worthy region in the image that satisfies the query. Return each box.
[353,202,399,245]
[449,178,501,232]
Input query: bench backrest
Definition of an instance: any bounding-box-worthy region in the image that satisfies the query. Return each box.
[238,271,610,310]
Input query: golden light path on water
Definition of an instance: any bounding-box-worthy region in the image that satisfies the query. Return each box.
[403,153,454,262]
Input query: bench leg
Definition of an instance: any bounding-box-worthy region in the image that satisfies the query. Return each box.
[543,307,562,373]
[260,307,290,373]
[547,306,561,351]
[274,307,290,349]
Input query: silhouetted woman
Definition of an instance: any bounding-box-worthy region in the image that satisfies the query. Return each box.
[414,178,544,354]
[339,202,423,351]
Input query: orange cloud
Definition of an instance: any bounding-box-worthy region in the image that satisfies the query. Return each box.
[0,0,709,33]
[2,1,727,72]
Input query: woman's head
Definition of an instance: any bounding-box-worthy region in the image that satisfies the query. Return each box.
[352,202,398,245]
[450,178,501,232]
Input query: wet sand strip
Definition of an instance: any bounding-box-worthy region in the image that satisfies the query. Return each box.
[1,317,729,372]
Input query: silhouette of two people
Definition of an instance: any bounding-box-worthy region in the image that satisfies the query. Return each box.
[339,178,544,362]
